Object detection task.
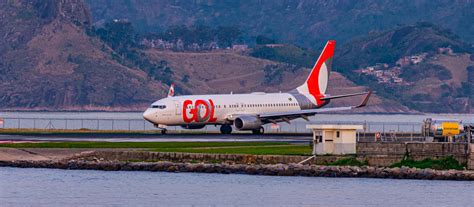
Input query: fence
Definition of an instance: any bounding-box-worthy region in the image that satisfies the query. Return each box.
[0,117,426,134]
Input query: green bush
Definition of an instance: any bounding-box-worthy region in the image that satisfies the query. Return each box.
[390,156,464,170]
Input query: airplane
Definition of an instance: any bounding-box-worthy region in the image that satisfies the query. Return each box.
[143,40,372,134]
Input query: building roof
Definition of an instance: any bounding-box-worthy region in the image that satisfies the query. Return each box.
[306,124,364,130]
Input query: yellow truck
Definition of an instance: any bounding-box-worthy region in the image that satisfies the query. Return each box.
[422,118,464,142]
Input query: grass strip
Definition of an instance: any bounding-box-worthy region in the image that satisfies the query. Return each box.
[0,128,168,135]
[0,141,289,149]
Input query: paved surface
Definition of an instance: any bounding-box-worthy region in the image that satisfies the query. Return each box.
[0,148,91,161]
[0,134,312,143]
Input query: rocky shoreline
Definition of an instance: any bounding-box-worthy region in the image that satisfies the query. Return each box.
[1,159,474,181]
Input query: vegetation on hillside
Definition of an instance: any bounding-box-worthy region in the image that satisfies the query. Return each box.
[87,0,474,48]
[335,22,471,73]
[400,63,452,82]
[144,24,243,49]
[251,44,317,68]
[90,20,174,84]
[334,23,473,113]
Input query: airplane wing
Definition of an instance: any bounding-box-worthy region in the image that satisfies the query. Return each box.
[257,91,372,124]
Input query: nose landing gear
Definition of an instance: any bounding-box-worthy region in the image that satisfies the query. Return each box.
[220,124,232,134]
[154,124,168,134]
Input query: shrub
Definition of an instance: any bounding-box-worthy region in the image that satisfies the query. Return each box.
[328,157,368,166]
[390,156,464,170]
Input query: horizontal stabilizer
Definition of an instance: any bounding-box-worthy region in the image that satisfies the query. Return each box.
[320,91,371,101]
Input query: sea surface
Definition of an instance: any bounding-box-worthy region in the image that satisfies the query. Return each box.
[0,167,473,207]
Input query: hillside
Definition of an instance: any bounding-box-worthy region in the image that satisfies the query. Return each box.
[1,0,466,113]
[334,23,474,113]
[86,0,474,49]
[145,50,410,113]
[0,0,165,110]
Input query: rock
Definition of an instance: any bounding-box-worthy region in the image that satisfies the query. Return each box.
[2,158,474,181]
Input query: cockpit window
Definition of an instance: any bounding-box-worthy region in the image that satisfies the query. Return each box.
[151,105,166,109]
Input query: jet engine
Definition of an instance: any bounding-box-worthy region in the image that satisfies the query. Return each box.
[234,116,263,130]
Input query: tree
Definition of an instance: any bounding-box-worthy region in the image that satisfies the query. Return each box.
[256,35,276,45]
[191,25,214,45]
[99,20,137,51]
[216,26,242,48]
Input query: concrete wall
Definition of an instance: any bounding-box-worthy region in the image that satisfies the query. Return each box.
[76,143,474,169]
[357,142,469,167]
[468,144,474,170]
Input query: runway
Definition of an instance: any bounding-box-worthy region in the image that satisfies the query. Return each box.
[0,134,312,143]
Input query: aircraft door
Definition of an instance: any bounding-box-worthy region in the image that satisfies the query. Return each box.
[174,101,181,115]
[239,103,245,111]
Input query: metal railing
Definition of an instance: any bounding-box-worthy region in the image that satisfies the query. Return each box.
[0,117,427,134]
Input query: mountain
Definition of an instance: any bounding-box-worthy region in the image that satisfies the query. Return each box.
[334,23,474,113]
[0,0,466,113]
[86,0,474,49]
[0,0,167,110]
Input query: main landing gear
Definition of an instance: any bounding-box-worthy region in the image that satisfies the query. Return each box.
[220,124,233,134]
[252,127,265,135]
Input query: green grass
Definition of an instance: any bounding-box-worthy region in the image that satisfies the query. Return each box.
[390,156,464,170]
[0,141,289,149]
[0,141,310,155]
[151,145,312,156]
[328,157,368,167]
[0,128,169,135]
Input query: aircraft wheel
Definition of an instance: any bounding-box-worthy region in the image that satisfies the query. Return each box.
[220,125,232,134]
[161,129,167,134]
[252,127,264,135]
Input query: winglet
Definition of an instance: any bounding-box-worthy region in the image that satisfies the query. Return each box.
[356,90,372,108]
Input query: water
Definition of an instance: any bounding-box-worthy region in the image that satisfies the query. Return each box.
[0,112,473,133]
[0,167,473,206]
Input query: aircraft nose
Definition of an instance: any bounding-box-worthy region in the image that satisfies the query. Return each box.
[143,109,155,123]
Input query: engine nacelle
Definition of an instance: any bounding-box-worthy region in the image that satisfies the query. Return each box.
[234,116,263,130]
[181,124,206,129]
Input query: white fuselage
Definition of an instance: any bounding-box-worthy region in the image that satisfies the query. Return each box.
[143,92,304,126]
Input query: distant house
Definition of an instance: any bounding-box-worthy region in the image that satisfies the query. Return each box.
[232,44,248,51]
[393,77,403,83]
[374,70,383,77]
[396,57,410,67]
[438,47,454,55]
[410,56,423,64]
[264,44,285,48]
